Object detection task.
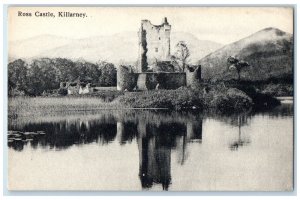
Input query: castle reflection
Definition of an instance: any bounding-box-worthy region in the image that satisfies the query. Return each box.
[8,109,263,190]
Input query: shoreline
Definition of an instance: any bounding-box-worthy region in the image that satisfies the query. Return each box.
[8,95,287,119]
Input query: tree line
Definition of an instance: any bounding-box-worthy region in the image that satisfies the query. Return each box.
[8,58,117,96]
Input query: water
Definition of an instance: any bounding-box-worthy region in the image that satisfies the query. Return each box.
[8,103,294,191]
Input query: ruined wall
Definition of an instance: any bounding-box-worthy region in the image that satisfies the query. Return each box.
[136,72,186,90]
[117,70,186,91]
[186,65,202,88]
[117,65,137,91]
[137,18,171,72]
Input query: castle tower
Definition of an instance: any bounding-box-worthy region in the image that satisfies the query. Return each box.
[137,17,171,72]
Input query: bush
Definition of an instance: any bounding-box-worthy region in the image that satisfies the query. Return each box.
[232,84,280,109]
[57,88,68,96]
[201,85,253,112]
[118,85,259,111]
[118,87,202,110]
[117,65,137,91]
[97,61,117,86]
[217,88,253,112]
[262,83,293,96]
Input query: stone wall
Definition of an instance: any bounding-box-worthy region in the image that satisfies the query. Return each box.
[117,67,204,91]
[135,72,186,91]
[186,65,202,88]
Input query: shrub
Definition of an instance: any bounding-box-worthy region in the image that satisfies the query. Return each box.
[262,83,293,96]
[221,88,253,111]
[97,61,117,86]
[118,87,202,110]
[117,65,137,91]
[57,88,68,96]
[201,85,253,112]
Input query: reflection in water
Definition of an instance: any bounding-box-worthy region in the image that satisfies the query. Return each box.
[8,103,293,191]
[229,113,251,151]
[9,110,204,190]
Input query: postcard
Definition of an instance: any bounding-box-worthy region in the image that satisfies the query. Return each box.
[7,6,294,191]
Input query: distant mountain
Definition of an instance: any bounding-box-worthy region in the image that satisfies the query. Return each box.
[9,32,222,65]
[199,27,293,81]
[9,35,75,61]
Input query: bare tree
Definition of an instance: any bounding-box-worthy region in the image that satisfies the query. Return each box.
[173,41,190,72]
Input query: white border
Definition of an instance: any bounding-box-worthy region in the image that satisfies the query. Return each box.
[1,0,299,199]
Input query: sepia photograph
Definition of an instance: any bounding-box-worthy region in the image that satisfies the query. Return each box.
[6,6,294,191]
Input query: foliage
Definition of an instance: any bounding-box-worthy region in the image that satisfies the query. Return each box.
[227,56,251,81]
[199,84,253,112]
[117,65,137,91]
[8,59,28,95]
[7,58,108,96]
[97,61,117,86]
[57,88,68,96]
[262,83,293,96]
[118,87,202,110]
[117,85,265,112]
[25,58,60,96]
[227,83,281,109]
[153,60,175,72]
[74,60,101,82]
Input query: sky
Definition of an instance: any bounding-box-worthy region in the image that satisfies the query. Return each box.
[8,7,293,44]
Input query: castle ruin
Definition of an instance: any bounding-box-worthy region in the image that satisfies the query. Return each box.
[138,17,171,72]
[117,17,201,91]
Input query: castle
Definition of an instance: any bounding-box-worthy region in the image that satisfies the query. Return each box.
[137,17,171,72]
[60,17,201,94]
[117,17,201,91]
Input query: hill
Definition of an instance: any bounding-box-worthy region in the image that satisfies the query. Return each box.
[199,27,293,81]
[9,32,222,65]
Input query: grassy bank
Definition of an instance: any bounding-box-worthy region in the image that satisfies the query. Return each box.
[8,96,124,118]
[9,83,281,118]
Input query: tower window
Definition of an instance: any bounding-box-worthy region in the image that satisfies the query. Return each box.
[159,37,161,40]
[155,48,158,52]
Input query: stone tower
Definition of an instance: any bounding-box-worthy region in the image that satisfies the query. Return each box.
[137,17,171,72]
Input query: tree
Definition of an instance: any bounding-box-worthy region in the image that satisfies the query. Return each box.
[26,58,59,95]
[173,41,190,72]
[53,58,76,82]
[8,59,28,94]
[227,56,251,81]
[74,60,101,82]
[97,61,117,86]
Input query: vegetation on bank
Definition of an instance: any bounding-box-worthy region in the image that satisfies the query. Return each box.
[9,82,281,118]
[221,77,293,97]
[8,53,289,117]
[8,96,124,118]
[8,58,117,96]
[118,83,280,111]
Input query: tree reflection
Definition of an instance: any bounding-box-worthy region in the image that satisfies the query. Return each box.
[229,113,251,151]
